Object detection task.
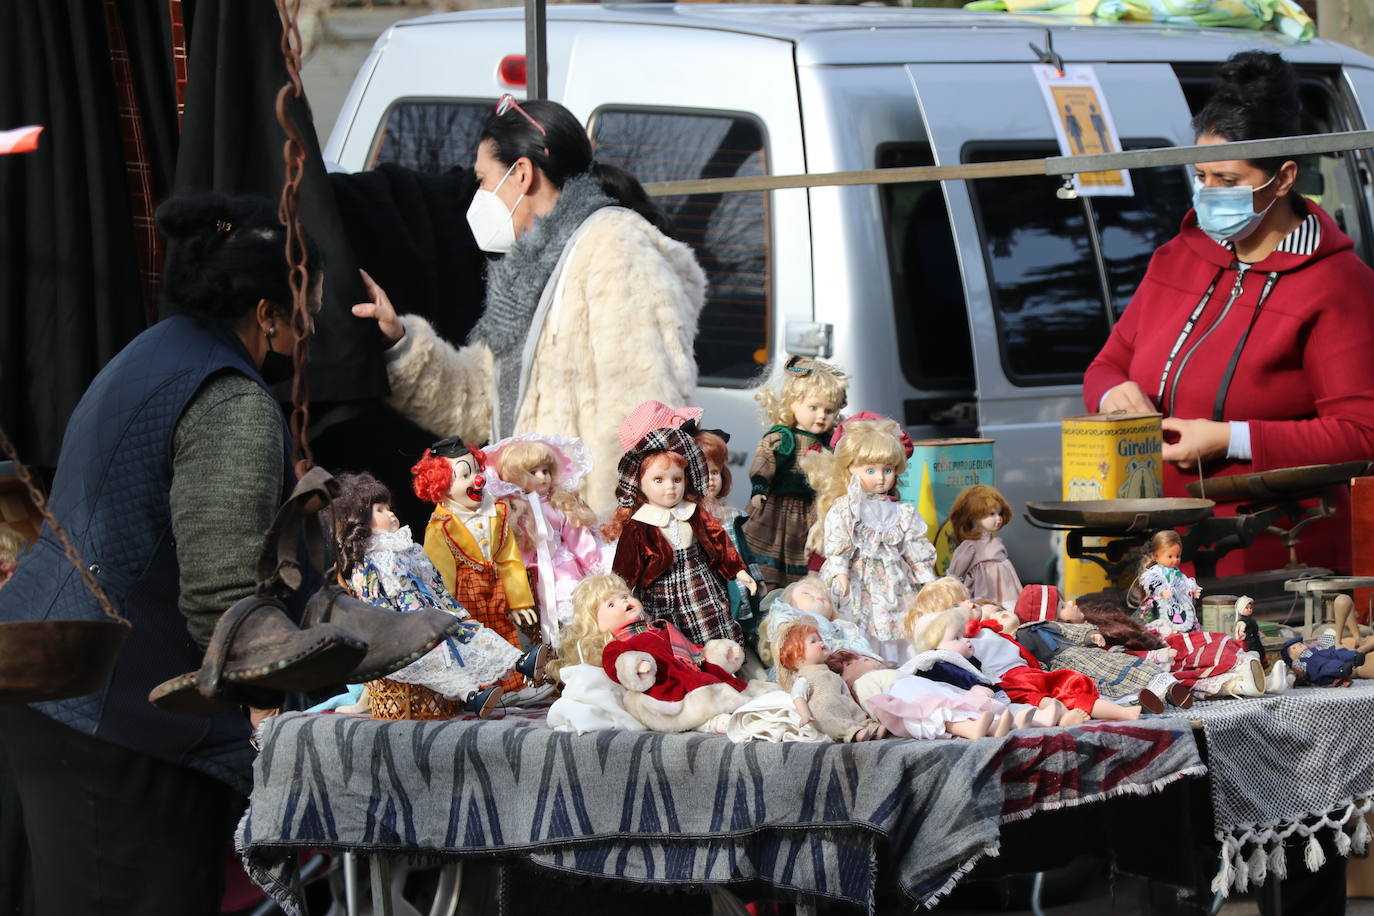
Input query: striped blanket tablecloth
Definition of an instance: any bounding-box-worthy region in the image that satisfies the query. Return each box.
[238,712,1204,914]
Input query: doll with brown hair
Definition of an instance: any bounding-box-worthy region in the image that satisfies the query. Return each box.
[742,356,849,590]
[946,485,1023,610]
[413,437,537,692]
[553,573,758,731]
[802,418,936,663]
[775,622,886,741]
[331,472,548,717]
[605,427,756,647]
[486,434,603,645]
[759,575,875,673]
[694,427,765,634]
[1135,530,1202,633]
[1077,591,1266,698]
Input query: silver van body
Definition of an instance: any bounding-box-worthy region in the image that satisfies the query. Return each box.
[325,6,1374,575]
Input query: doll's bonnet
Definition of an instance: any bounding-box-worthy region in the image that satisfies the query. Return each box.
[615,427,709,509]
[485,432,593,499]
[1014,584,1059,625]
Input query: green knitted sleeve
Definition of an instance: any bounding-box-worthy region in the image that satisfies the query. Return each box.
[170,373,284,649]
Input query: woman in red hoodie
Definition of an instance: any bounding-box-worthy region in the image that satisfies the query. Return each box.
[1084,51,1374,575]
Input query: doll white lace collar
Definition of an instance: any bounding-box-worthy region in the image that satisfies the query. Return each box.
[364,525,427,597]
[902,648,996,685]
[631,501,696,527]
[847,476,900,531]
[444,491,496,521]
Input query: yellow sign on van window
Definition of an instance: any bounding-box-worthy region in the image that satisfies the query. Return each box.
[1033,65,1134,198]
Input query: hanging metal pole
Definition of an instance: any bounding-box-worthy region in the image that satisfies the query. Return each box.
[524,0,548,100]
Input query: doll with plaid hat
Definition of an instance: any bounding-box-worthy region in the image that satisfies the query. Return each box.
[604,427,757,646]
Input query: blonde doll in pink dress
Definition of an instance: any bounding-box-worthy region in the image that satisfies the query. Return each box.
[488,434,605,647]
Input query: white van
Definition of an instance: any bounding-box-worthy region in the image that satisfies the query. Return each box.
[325,5,1374,576]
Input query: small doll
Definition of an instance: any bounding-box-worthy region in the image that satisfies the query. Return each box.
[1234,596,1266,661]
[946,485,1023,610]
[832,650,1024,739]
[775,622,886,742]
[758,575,876,674]
[553,573,758,732]
[1135,530,1202,634]
[1078,592,1266,698]
[801,417,936,663]
[413,437,537,691]
[694,427,765,637]
[742,355,849,590]
[605,427,756,647]
[331,473,548,716]
[1280,633,1374,687]
[1012,585,1189,712]
[487,433,603,646]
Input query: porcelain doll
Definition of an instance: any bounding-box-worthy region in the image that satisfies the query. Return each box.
[1280,631,1374,686]
[1136,530,1202,634]
[742,356,849,590]
[775,622,886,742]
[1011,585,1189,712]
[551,573,760,732]
[758,575,876,676]
[801,417,936,663]
[412,437,537,691]
[605,427,756,646]
[487,433,603,646]
[828,650,1006,740]
[946,485,1023,610]
[694,427,765,637]
[328,473,548,717]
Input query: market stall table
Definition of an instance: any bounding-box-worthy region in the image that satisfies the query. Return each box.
[238,712,1203,914]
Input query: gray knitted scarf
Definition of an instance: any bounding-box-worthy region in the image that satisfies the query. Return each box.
[469,173,613,438]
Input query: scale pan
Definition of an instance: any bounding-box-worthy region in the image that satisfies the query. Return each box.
[1025,498,1215,531]
[1185,462,1373,501]
[0,620,128,703]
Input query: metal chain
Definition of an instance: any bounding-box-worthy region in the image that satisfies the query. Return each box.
[274,0,314,474]
[0,424,129,626]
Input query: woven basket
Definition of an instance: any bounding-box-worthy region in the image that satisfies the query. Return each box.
[366,677,461,721]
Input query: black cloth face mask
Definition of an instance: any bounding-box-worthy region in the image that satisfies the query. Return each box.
[259,337,295,385]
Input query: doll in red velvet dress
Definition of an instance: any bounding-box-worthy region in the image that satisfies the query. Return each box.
[605,427,757,647]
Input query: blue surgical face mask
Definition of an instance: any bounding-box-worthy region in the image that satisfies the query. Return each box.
[1192,174,1277,245]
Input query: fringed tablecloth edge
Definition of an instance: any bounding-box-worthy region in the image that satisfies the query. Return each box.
[1212,792,1374,896]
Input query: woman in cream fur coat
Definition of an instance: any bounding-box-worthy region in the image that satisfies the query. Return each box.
[354,99,705,512]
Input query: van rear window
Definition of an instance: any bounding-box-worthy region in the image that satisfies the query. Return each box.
[369,99,494,173]
[965,143,1188,385]
[590,108,770,386]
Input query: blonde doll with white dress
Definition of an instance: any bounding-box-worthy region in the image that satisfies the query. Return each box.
[801,418,937,664]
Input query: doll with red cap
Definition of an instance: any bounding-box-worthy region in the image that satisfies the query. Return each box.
[413,437,536,687]
[1012,584,1191,712]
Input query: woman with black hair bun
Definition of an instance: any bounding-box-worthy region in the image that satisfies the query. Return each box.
[353,97,706,512]
[1085,50,1374,576]
[0,191,324,914]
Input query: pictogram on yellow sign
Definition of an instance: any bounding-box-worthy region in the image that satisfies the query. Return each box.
[1034,65,1134,198]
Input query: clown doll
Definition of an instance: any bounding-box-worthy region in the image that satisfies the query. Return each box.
[412,437,536,691]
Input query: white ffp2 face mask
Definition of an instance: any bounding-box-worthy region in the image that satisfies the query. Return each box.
[466,161,526,253]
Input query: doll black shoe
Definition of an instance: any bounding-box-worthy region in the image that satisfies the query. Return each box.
[149,594,368,716]
[1166,682,1194,709]
[514,643,550,685]
[1137,688,1164,714]
[300,584,465,683]
[465,685,503,719]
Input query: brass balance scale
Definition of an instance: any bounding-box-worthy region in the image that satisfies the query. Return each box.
[1024,460,1372,629]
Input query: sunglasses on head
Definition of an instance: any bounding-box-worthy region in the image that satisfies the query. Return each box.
[496,94,549,156]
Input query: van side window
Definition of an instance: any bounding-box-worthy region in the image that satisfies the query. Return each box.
[369,99,494,172]
[877,144,974,391]
[965,143,1189,385]
[589,108,770,386]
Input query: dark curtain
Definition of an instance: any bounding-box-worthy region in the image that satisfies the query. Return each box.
[0,1,149,467]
